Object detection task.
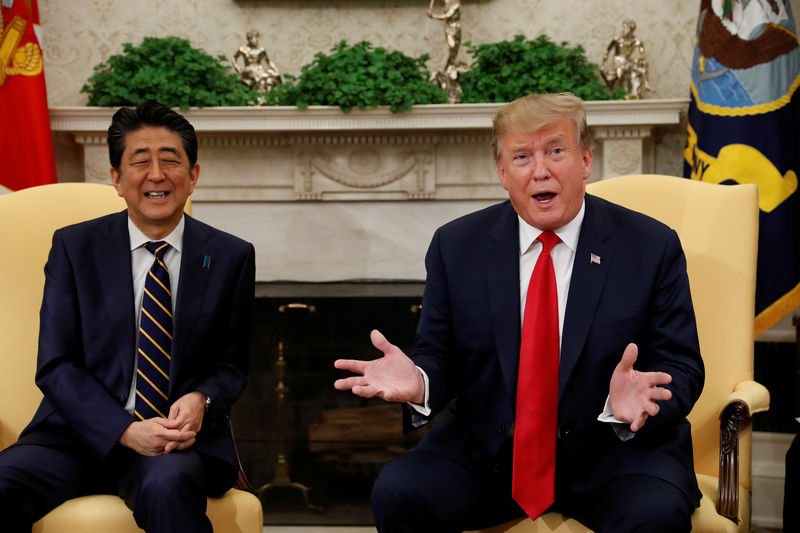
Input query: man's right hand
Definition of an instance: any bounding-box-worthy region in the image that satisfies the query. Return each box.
[609,343,673,432]
[118,418,197,456]
[334,329,425,405]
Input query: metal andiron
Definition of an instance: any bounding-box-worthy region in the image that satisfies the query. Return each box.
[254,303,323,512]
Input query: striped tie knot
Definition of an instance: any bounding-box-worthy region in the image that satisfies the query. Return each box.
[135,240,173,420]
[145,240,169,261]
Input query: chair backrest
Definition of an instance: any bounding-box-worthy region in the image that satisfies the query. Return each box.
[0,183,191,449]
[586,174,759,489]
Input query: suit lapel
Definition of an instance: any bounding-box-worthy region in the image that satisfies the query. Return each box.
[94,211,136,386]
[171,215,212,389]
[559,195,614,399]
[486,202,522,408]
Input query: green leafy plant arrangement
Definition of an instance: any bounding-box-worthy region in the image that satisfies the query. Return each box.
[81,36,260,109]
[459,34,626,103]
[264,40,448,112]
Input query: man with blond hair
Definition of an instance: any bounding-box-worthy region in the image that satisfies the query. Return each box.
[335,93,704,532]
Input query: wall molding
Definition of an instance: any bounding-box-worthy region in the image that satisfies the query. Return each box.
[752,430,794,528]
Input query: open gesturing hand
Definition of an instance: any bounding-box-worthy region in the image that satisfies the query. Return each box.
[609,343,673,432]
[334,329,425,405]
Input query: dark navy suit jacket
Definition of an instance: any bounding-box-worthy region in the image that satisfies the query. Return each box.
[20,210,255,474]
[410,194,704,501]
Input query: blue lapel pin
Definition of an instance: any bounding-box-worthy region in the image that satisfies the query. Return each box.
[203,256,212,269]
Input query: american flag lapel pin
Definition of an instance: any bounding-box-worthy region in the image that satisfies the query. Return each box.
[590,253,601,265]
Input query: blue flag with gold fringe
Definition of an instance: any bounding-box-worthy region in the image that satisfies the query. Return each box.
[684,0,800,337]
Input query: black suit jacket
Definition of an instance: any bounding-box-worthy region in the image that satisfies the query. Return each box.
[20,211,255,473]
[411,194,704,501]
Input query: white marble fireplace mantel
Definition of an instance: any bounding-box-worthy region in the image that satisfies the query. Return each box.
[50,100,688,283]
[50,99,687,201]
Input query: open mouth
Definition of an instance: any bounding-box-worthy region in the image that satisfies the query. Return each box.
[145,191,169,199]
[532,192,556,204]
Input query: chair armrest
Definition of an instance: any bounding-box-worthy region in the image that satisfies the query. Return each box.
[717,380,771,522]
[723,380,770,417]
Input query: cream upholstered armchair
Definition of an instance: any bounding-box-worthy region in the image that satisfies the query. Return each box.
[0,182,262,533]
[472,174,770,533]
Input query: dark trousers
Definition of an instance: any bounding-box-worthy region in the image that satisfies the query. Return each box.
[785,433,800,532]
[372,428,695,533]
[0,434,236,533]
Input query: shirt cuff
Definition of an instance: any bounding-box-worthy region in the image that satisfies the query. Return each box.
[597,395,636,441]
[407,367,431,427]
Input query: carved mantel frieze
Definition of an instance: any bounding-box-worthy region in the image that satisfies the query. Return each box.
[293,134,436,201]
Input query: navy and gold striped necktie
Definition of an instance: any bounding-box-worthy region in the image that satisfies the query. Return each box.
[134,241,172,420]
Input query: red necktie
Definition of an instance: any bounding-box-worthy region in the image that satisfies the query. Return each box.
[512,231,560,519]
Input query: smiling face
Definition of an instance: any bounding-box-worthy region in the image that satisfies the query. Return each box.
[110,126,199,239]
[495,118,592,231]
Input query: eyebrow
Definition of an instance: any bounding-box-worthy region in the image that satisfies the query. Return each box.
[542,133,569,145]
[129,146,181,159]
[508,134,569,151]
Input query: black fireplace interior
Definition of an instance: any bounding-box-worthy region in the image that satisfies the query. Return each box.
[232,285,426,525]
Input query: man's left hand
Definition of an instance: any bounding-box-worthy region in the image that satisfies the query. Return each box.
[164,391,206,453]
[609,343,673,432]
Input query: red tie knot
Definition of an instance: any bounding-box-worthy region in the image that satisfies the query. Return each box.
[538,231,559,254]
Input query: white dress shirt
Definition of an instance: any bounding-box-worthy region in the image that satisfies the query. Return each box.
[517,201,584,340]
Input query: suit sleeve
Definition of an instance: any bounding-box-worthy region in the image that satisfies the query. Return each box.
[191,242,255,428]
[637,228,704,435]
[35,229,135,457]
[409,229,459,419]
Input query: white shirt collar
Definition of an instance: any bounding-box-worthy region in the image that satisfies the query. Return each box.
[127,215,185,253]
[517,199,585,255]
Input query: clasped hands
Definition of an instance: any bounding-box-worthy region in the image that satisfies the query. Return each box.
[335,331,672,433]
[119,391,206,456]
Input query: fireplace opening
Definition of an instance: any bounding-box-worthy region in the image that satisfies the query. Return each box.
[232,284,427,525]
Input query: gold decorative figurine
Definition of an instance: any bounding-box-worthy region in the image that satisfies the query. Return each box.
[426,0,468,103]
[232,30,282,98]
[601,19,652,99]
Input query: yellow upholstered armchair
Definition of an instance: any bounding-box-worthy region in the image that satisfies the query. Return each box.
[473,175,770,533]
[0,183,262,533]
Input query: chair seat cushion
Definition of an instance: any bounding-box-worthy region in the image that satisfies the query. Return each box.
[470,474,750,533]
[468,512,591,532]
[32,488,262,533]
[692,473,749,533]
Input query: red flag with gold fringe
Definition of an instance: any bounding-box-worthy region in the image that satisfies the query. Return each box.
[0,0,57,192]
